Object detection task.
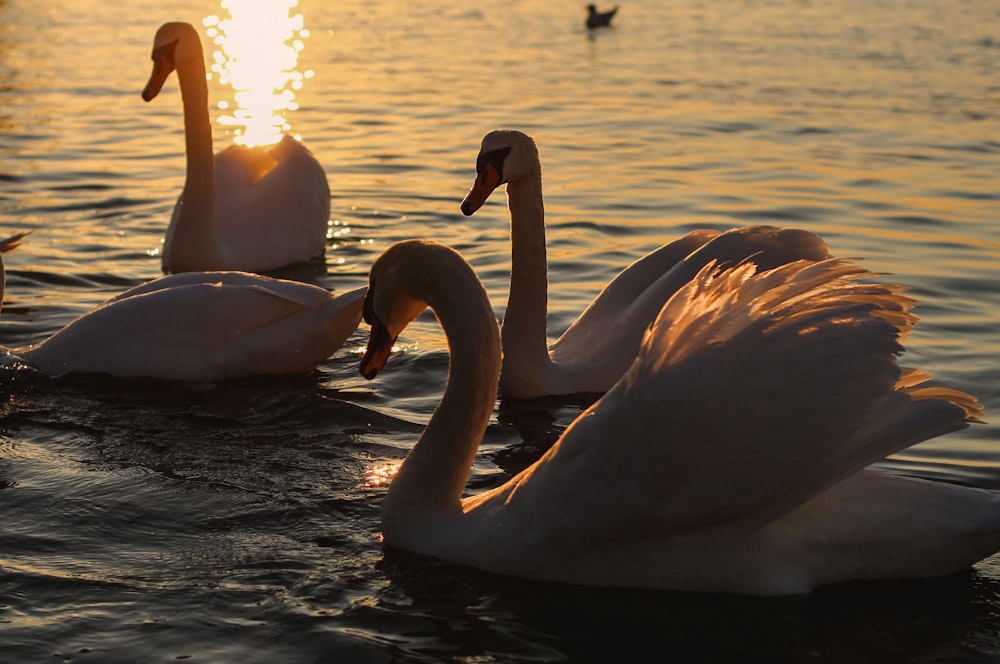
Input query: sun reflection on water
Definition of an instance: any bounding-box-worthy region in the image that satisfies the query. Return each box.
[365,462,400,489]
[203,0,314,147]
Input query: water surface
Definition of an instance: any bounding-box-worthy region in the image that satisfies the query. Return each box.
[2,0,999,661]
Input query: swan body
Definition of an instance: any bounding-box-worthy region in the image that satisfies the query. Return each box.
[143,22,329,274]
[586,4,618,28]
[461,129,831,399]
[359,239,997,595]
[2,250,364,381]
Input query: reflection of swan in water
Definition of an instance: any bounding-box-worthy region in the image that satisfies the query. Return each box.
[461,129,830,399]
[142,22,330,274]
[359,239,996,596]
[586,4,618,28]
[1,236,364,381]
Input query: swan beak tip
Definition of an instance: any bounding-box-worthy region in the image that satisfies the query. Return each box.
[460,186,489,216]
[141,81,161,102]
[360,317,396,380]
[461,162,501,215]
[359,361,381,381]
[360,346,390,380]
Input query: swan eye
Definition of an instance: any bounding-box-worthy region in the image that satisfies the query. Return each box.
[151,38,179,69]
[474,154,490,179]
[475,147,512,184]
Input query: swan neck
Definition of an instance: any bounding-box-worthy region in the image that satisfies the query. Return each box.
[383,273,501,522]
[502,174,551,366]
[172,52,219,269]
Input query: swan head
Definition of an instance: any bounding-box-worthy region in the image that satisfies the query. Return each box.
[360,240,447,379]
[461,130,540,215]
[142,22,203,102]
[360,240,493,380]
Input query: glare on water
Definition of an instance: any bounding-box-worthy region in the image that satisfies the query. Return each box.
[203,0,313,147]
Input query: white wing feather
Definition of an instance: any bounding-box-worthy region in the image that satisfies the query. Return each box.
[514,258,980,544]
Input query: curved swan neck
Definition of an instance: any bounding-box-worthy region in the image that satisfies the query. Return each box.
[502,173,551,368]
[171,44,219,270]
[383,267,501,529]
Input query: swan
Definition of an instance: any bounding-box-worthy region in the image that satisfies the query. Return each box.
[586,4,618,29]
[461,129,831,399]
[359,239,998,596]
[142,22,330,274]
[1,245,364,381]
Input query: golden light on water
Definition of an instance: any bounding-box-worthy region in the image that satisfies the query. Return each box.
[203,1,314,147]
[364,462,400,489]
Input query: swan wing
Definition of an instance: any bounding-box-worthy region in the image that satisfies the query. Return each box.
[210,138,330,269]
[550,226,830,384]
[550,229,718,363]
[519,258,978,540]
[215,137,329,224]
[106,271,337,308]
[25,282,364,380]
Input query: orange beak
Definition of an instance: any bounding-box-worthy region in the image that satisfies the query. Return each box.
[460,162,502,216]
[142,42,177,102]
[360,314,396,380]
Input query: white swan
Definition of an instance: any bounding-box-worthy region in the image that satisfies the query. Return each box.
[359,239,998,596]
[461,129,831,399]
[142,22,330,274]
[1,244,364,381]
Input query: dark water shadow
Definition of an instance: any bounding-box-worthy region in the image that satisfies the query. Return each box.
[493,392,599,473]
[335,547,1000,663]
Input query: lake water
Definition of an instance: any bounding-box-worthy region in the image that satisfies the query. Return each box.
[2,0,999,661]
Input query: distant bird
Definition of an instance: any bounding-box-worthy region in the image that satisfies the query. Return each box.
[0,234,365,381]
[142,22,330,275]
[586,4,618,28]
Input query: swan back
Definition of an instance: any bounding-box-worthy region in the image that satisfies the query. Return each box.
[17,274,364,381]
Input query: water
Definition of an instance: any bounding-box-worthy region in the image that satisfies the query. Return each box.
[2,0,999,660]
